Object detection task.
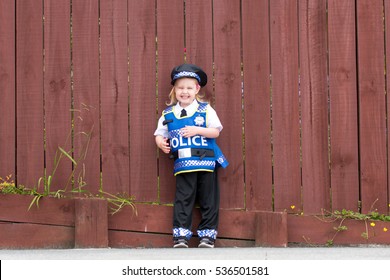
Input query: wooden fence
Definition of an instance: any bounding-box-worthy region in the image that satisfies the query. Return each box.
[1,0,390,247]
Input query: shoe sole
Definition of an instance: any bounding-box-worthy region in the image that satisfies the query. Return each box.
[173,244,189,248]
[198,243,214,248]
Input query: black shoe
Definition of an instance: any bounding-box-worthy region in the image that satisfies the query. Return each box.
[173,238,189,248]
[198,237,215,248]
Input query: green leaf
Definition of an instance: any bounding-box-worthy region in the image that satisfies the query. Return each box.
[28,194,42,211]
[58,146,77,166]
[47,175,52,189]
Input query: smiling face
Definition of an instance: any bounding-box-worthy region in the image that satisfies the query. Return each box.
[174,78,200,108]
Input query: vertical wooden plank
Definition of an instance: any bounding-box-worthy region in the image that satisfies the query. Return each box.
[44,0,72,191]
[0,0,15,179]
[157,0,184,203]
[16,0,44,188]
[128,0,158,202]
[242,0,272,211]
[100,0,130,196]
[299,0,330,214]
[255,211,287,247]
[357,0,387,213]
[386,0,390,215]
[213,0,244,209]
[72,0,100,193]
[185,0,213,102]
[74,198,108,248]
[328,0,359,212]
[270,0,301,212]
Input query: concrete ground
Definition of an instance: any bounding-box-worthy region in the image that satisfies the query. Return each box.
[2,246,390,280]
[1,245,390,260]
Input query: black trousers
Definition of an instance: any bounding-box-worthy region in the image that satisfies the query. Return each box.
[173,170,220,235]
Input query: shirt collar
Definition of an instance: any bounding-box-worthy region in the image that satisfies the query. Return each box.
[175,99,199,115]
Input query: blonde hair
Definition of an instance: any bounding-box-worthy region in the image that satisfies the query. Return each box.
[166,83,206,106]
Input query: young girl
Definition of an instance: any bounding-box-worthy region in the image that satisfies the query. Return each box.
[154,63,228,248]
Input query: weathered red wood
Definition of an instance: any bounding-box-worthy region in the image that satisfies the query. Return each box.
[385,0,390,215]
[255,211,287,247]
[156,0,185,204]
[44,0,72,192]
[299,0,330,214]
[72,0,100,193]
[0,196,389,248]
[185,0,213,102]
[108,230,174,248]
[218,209,256,239]
[213,0,245,209]
[108,230,254,248]
[288,215,390,245]
[0,0,15,179]
[100,0,130,195]
[270,0,301,212]
[242,0,273,211]
[16,0,44,189]
[108,204,257,240]
[0,223,74,249]
[108,204,173,234]
[109,205,390,246]
[327,0,359,212]
[74,198,108,248]
[0,194,74,226]
[128,0,158,202]
[357,0,387,213]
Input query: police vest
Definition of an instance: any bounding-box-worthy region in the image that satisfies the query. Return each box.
[163,102,228,175]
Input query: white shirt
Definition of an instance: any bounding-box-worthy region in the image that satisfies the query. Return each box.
[154,100,223,138]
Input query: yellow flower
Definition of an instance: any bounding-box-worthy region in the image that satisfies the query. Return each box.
[290,205,295,210]
[370,222,376,227]
[384,227,388,232]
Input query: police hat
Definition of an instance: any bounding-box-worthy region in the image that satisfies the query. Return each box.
[170,64,207,87]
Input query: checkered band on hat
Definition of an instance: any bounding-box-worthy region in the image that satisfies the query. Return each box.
[171,64,207,86]
[173,71,201,83]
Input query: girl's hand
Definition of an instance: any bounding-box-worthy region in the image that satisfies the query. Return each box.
[181,126,220,139]
[156,136,171,154]
[181,126,199,138]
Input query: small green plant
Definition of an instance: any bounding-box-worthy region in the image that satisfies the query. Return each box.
[0,175,20,193]
[316,206,390,246]
[0,175,13,187]
[326,221,348,247]
[1,175,136,215]
[0,104,137,215]
[24,118,93,210]
[99,191,137,216]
